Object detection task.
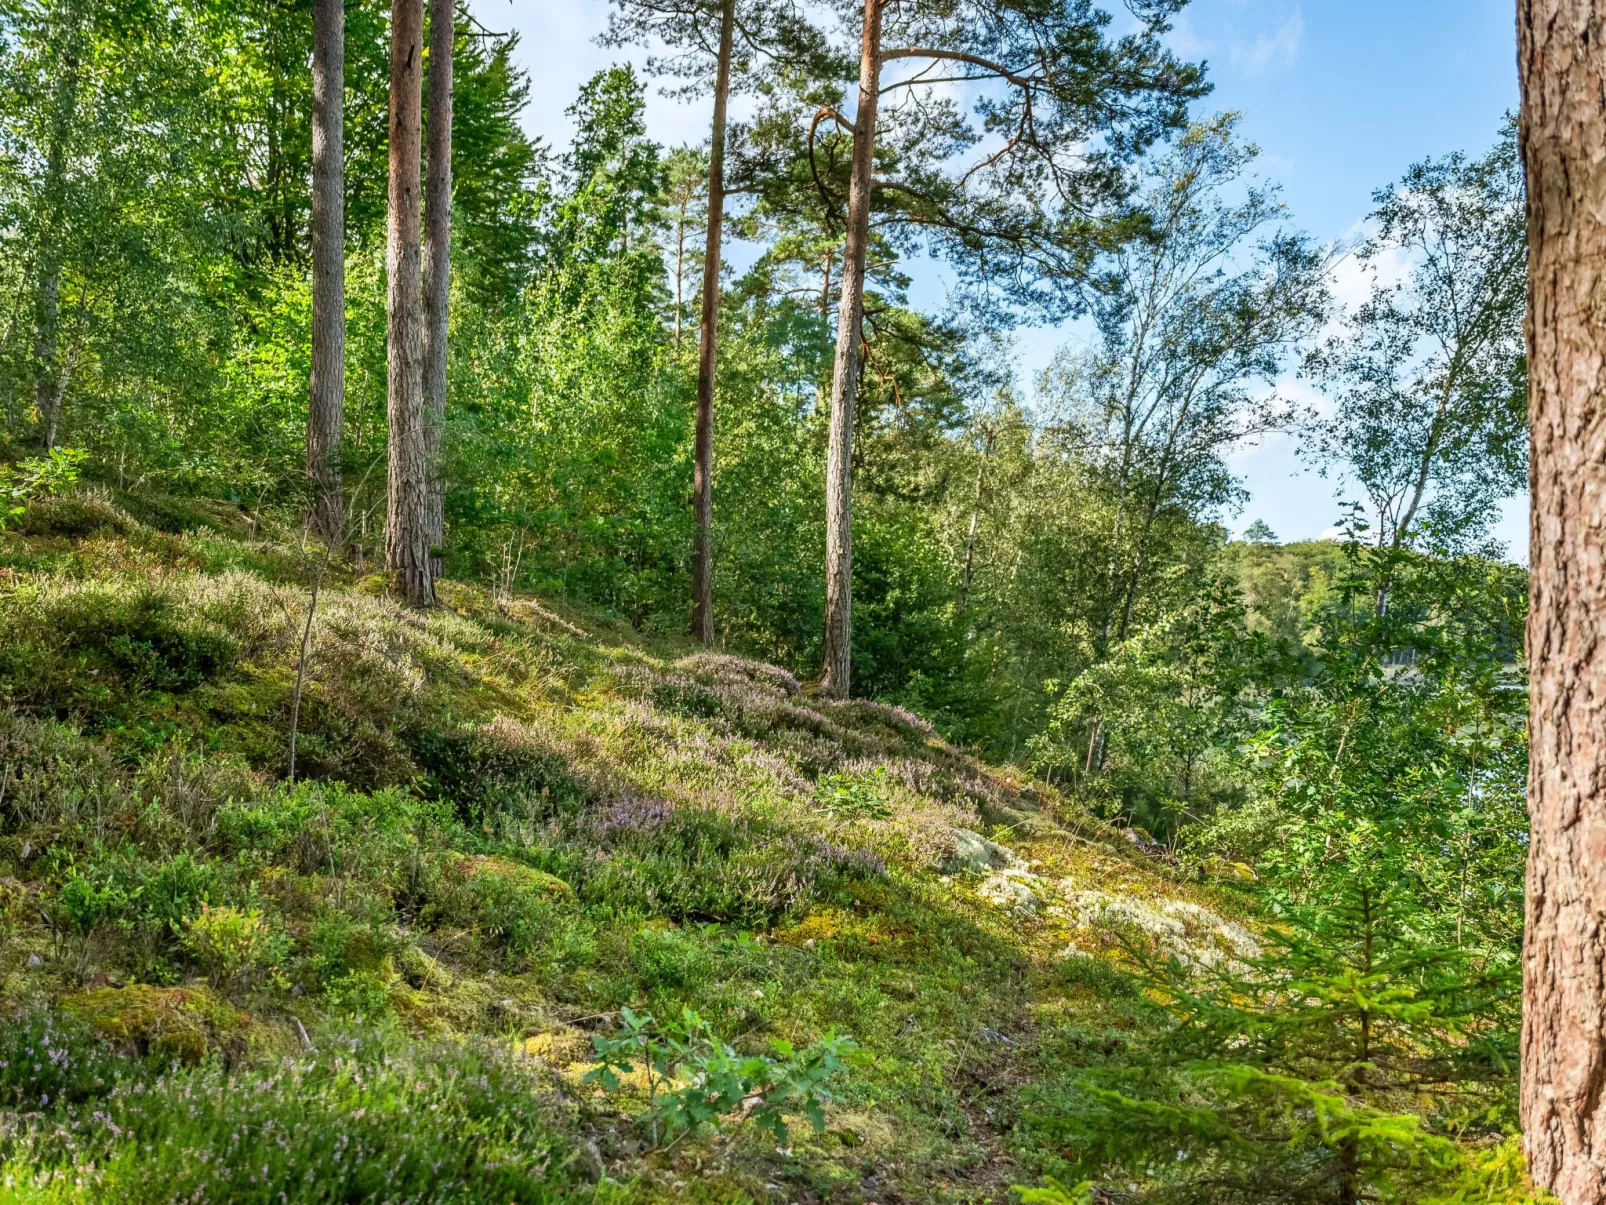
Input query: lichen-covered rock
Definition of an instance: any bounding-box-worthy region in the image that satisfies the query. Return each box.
[1051,888,1260,970]
[977,869,1045,917]
[941,828,1020,875]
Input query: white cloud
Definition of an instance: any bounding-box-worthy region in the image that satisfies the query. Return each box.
[1231,5,1304,74]
[1165,13,1210,61]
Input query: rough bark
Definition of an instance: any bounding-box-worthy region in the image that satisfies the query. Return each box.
[422,0,452,579]
[818,0,883,699]
[690,0,735,647]
[385,0,433,607]
[1519,2,1606,1200]
[308,0,346,546]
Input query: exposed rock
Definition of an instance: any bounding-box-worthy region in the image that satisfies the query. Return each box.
[941,828,1020,875]
[579,1139,605,1183]
[1052,888,1260,970]
[1120,826,1166,855]
[977,867,1046,916]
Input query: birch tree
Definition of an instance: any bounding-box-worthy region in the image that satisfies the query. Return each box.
[422,0,453,577]
[1309,124,1526,556]
[307,0,345,544]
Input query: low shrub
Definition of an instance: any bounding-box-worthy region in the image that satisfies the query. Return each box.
[414,719,589,831]
[586,1005,860,1147]
[575,800,886,927]
[8,1035,583,1204]
[181,903,282,989]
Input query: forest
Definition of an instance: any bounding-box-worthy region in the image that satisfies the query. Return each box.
[0,0,1586,1201]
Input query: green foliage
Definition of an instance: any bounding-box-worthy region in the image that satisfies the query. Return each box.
[815,767,893,820]
[0,1011,124,1110]
[584,1005,859,1146]
[180,903,280,988]
[1021,546,1529,1203]
[1308,122,1526,554]
[0,447,85,527]
[6,1036,583,1204]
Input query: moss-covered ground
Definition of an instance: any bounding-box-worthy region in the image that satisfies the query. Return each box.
[0,490,1254,1203]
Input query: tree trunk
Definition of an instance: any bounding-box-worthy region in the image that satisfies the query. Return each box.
[422,0,452,580]
[958,426,993,616]
[385,0,433,607]
[32,4,85,451]
[819,0,883,699]
[690,0,734,647]
[1519,3,1606,1200]
[673,214,685,348]
[308,0,346,546]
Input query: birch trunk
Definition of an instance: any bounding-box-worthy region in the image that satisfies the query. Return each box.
[385,0,433,607]
[690,0,735,647]
[1519,2,1606,1199]
[422,0,452,579]
[819,0,883,698]
[32,4,84,451]
[308,0,346,545]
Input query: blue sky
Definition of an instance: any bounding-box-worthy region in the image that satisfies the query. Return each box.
[488,0,1526,554]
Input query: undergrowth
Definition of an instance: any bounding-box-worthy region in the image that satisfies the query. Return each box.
[0,496,1226,1203]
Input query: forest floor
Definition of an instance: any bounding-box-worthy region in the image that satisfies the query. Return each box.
[0,487,1259,1204]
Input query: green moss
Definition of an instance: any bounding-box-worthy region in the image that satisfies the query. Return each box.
[62,984,247,1064]
[0,529,1173,1203]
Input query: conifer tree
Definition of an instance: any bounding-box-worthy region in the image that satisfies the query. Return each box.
[812,0,1205,696]
[606,0,835,645]
[386,0,433,606]
[1518,0,1606,1197]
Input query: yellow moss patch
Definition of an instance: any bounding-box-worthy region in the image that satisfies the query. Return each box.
[62,984,247,1064]
[775,910,848,947]
[519,1028,592,1065]
[448,854,574,899]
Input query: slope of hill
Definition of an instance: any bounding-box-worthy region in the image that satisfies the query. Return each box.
[0,490,1253,1204]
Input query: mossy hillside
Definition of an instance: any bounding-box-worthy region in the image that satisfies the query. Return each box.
[0,498,1250,1203]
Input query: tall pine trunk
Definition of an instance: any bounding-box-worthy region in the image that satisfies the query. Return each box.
[308,0,346,545]
[690,0,734,647]
[819,0,883,698]
[385,0,433,607]
[1519,2,1606,1199]
[422,0,452,580]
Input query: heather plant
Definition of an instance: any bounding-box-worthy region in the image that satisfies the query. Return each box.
[0,1011,124,1112]
[3,1035,584,1205]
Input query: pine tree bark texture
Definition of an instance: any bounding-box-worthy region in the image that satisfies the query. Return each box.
[422,0,451,578]
[1519,2,1606,1199]
[820,0,883,699]
[690,0,734,647]
[308,0,345,546]
[385,0,433,607]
